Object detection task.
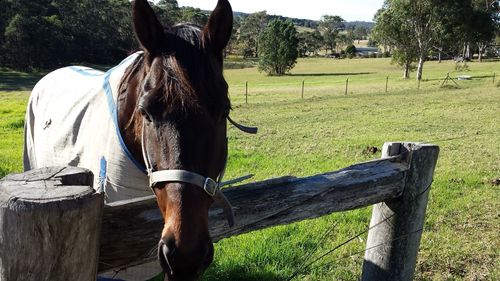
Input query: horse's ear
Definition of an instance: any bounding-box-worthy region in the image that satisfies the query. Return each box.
[203,0,233,55]
[133,0,165,55]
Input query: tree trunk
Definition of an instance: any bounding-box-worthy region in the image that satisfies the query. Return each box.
[403,62,410,79]
[478,42,487,62]
[416,55,425,81]
[438,51,442,63]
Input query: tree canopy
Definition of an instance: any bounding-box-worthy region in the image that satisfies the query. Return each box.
[373,0,497,80]
[238,11,269,57]
[0,0,212,71]
[258,19,299,76]
[318,15,346,54]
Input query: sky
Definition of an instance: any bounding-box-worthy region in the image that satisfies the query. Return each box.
[176,0,385,22]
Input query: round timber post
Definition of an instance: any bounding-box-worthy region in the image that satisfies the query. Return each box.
[0,166,104,281]
[361,142,439,281]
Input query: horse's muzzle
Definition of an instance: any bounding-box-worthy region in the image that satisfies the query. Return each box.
[159,238,214,281]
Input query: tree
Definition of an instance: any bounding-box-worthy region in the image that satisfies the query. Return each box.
[400,0,442,81]
[258,19,299,76]
[180,6,208,26]
[238,11,268,57]
[372,3,419,79]
[319,15,345,54]
[469,0,497,61]
[225,15,242,57]
[154,0,181,26]
[354,26,369,43]
[3,14,67,70]
[336,34,353,53]
[372,0,474,81]
[298,30,323,57]
[0,0,134,70]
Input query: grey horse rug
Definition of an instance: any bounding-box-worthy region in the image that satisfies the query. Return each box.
[24,52,151,202]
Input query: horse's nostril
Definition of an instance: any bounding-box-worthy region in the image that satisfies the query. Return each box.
[158,241,175,276]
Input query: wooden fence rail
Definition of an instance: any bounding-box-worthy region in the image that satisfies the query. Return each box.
[99,142,438,281]
[0,142,439,281]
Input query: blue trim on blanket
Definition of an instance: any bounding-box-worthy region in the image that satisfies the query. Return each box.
[68,66,104,77]
[98,157,107,192]
[67,55,147,174]
[101,54,147,174]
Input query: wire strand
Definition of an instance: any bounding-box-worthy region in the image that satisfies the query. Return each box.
[287,180,433,280]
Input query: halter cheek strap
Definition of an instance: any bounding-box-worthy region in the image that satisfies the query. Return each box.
[141,123,226,197]
[228,116,258,134]
[141,116,256,195]
[141,117,255,227]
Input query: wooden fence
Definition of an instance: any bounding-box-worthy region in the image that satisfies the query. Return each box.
[0,142,439,281]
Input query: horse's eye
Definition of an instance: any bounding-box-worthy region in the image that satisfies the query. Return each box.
[139,107,152,123]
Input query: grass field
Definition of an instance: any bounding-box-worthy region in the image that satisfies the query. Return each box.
[1,57,499,280]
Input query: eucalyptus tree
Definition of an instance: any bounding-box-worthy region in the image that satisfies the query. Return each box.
[373,0,474,80]
[238,11,269,57]
[318,15,345,54]
[298,30,323,57]
[372,3,418,79]
[469,0,498,61]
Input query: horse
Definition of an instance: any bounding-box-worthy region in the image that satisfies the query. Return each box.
[23,0,252,280]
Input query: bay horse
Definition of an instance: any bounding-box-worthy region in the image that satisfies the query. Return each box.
[23,0,252,280]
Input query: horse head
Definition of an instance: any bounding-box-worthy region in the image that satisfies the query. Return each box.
[118,0,233,280]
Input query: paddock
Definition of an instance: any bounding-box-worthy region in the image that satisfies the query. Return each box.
[0,141,438,281]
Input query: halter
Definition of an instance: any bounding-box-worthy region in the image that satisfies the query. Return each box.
[141,117,256,196]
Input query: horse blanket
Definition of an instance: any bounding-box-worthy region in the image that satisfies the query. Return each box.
[24,52,151,202]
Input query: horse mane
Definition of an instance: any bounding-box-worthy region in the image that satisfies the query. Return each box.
[118,23,230,122]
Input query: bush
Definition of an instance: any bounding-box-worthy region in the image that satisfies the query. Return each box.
[345,45,357,59]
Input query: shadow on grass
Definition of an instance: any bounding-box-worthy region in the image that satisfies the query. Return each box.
[224,62,257,70]
[202,265,284,281]
[289,72,374,77]
[0,70,45,91]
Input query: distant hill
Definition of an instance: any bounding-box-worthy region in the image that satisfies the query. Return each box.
[345,21,375,29]
[233,11,319,28]
[233,11,374,30]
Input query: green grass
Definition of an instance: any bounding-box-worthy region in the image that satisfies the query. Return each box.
[1,57,499,280]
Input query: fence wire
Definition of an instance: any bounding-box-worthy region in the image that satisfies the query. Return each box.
[287,180,433,280]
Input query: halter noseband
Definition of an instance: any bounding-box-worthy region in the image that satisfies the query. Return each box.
[141,117,256,196]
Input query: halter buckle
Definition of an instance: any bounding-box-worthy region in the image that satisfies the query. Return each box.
[203,177,218,197]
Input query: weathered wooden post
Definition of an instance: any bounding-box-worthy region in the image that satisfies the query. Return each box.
[0,167,104,281]
[301,80,305,99]
[345,78,349,95]
[385,76,389,93]
[361,142,439,281]
[245,81,248,104]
